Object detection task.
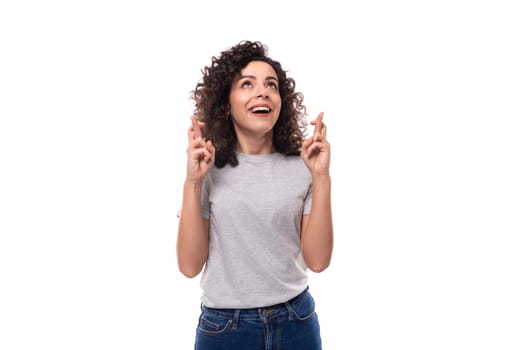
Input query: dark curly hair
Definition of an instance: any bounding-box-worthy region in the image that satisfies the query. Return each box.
[191,40,307,168]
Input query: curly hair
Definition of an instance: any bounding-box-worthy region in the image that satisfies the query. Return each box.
[191,40,307,168]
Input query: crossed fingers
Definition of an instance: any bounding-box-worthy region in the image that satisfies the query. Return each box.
[302,112,328,156]
[187,116,214,164]
[312,112,327,142]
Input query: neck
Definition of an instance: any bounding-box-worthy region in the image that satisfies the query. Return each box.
[235,135,274,155]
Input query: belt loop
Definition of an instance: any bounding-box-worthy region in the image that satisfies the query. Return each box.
[284,302,294,321]
[232,309,240,330]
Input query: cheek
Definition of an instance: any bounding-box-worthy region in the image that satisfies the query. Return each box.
[229,102,246,121]
[230,100,244,115]
[273,92,282,108]
[274,100,282,115]
[229,93,249,109]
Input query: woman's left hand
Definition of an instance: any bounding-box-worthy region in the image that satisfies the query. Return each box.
[301,112,330,176]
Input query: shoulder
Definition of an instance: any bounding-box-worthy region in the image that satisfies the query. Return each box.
[280,153,309,170]
[274,154,311,181]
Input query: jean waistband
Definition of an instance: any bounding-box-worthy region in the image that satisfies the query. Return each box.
[201,287,310,320]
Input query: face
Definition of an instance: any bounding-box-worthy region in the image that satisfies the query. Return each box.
[229,60,282,140]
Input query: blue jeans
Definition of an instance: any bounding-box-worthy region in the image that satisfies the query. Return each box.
[195,287,322,350]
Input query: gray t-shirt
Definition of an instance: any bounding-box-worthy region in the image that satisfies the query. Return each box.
[200,152,313,308]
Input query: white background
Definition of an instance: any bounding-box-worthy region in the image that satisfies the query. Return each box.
[1,1,524,349]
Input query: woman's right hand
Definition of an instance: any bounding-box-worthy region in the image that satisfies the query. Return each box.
[185,116,215,184]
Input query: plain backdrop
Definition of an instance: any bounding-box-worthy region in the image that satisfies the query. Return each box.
[1,1,524,349]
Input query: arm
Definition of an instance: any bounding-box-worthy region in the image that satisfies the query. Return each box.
[177,183,210,278]
[176,116,215,278]
[300,112,334,272]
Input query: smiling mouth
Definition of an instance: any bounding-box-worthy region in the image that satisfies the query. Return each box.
[249,106,272,114]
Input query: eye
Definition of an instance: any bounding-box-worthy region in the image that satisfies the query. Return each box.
[266,81,278,89]
[241,80,252,88]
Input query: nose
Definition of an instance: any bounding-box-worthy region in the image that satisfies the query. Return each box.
[256,83,269,99]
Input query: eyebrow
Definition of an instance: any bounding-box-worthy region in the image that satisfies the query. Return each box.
[237,75,278,82]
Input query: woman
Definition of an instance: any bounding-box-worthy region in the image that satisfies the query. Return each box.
[177,40,333,349]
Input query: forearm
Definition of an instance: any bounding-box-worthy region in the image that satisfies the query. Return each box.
[301,174,333,272]
[177,182,209,278]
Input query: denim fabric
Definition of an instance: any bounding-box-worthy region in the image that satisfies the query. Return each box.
[194,287,322,350]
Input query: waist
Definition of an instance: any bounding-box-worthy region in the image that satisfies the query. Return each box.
[201,287,310,320]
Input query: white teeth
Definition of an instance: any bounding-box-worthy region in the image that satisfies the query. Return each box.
[251,106,270,113]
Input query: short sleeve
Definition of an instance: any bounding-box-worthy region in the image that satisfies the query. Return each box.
[302,182,312,215]
[200,175,211,219]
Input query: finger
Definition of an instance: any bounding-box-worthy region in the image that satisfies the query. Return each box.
[191,140,214,163]
[320,121,327,139]
[187,147,204,160]
[317,111,324,124]
[187,137,208,158]
[311,111,324,128]
[312,112,324,140]
[187,116,202,143]
[206,140,215,154]
[306,138,330,156]
[303,144,316,158]
[191,116,203,139]
[301,137,313,153]
[190,137,207,148]
[190,146,212,161]
[187,125,193,144]
[205,140,216,163]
